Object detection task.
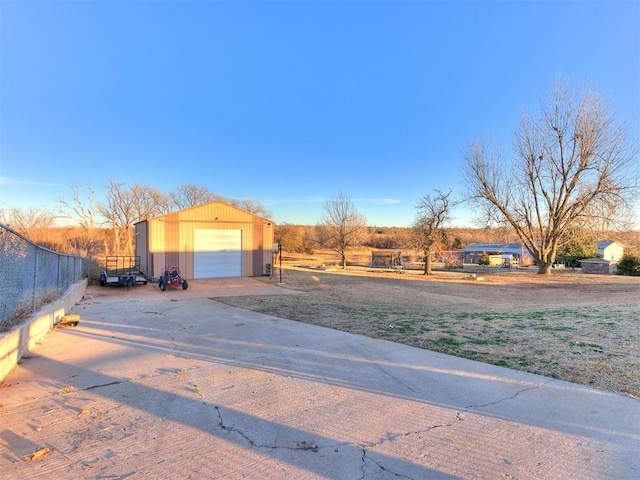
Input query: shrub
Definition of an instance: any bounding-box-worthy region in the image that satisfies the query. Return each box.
[443,253,463,269]
[617,252,640,276]
[478,251,491,265]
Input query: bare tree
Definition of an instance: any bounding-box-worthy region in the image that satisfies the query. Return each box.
[5,206,56,242]
[58,185,99,230]
[462,80,639,274]
[231,198,272,218]
[316,192,367,269]
[99,181,133,254]
[99,181,168,255]
[130,184,170,219]
[412,189,452,275]
[275,223,302,255]
[170,184,218,210]
[300,225,317,254]
[169,184,271,217]
[58,185,103,257]
[583,195,636,233]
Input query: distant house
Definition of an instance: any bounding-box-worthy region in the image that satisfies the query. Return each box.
[579,240,625,275]
[463,243,535,266]
[597,240,625,262]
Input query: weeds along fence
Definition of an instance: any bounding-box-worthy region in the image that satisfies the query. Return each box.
[0,223,85,332]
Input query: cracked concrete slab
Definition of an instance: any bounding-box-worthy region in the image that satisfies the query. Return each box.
[0,279,638,479]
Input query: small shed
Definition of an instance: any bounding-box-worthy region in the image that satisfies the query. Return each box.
[135,202,274,280]
[578,258,618,275]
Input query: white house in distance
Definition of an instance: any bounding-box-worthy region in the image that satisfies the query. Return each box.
[579,240,625,274]
[597,240,625,262]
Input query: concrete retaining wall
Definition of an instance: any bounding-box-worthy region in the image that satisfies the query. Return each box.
[0,279,88,382]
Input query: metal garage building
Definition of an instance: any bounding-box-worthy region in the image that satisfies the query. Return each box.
[135,202,275,280]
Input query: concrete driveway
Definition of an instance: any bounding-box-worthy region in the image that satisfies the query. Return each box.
[1,278,638,479]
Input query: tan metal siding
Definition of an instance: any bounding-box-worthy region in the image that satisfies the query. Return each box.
[145,201,274,279]
[164,216,180,268]
[262,221,275,275]
[179,221,194,278]
[250,223,260,276]
[241,225,251,276]
[251,219,275,276]
[149,217,166,279]
[134,221,150,275]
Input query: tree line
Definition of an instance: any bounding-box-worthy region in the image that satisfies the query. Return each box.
[3,80,639,274]
[303,80,639,275]
[1,182,271,257]
[289,192,639,275]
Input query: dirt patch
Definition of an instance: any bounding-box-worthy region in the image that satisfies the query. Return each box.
[212,266,640,399]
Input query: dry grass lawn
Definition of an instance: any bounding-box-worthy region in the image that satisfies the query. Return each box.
[213,265,640,399]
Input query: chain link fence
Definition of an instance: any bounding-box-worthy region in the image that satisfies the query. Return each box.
[0,223,86,332]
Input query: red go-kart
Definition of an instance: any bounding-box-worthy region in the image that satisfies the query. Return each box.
[159,265,188,291]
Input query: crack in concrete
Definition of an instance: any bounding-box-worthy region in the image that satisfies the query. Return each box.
[214,403,458,480]
[213,404,328,453]
[360,450,417,479]
[214,404,368,462]
[371,421,455,447]
[165,323,194,351]
[465,382,547,409]
[357,415,462,480]
[213,404,257,448]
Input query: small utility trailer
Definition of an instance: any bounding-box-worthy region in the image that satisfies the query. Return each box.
[99,256,148,290]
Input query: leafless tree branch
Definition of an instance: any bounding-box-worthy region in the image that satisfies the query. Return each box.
[462,79,639,274]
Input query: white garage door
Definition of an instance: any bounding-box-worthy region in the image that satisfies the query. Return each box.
[194,229,242,278]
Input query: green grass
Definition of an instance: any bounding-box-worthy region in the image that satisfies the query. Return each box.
[533,325,575,331]
[468,336,508,346]
[433,337,460,347]
[213,270,640,398]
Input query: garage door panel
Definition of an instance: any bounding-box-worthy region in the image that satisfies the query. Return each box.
[194,229,242,278]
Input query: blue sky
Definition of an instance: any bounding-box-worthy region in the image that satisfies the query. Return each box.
[1,0,639,227]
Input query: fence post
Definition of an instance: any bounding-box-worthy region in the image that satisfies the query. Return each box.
[32,246,39,312]
[57,254,62,293]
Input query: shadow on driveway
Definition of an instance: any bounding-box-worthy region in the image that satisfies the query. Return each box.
[1,280,637,479]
